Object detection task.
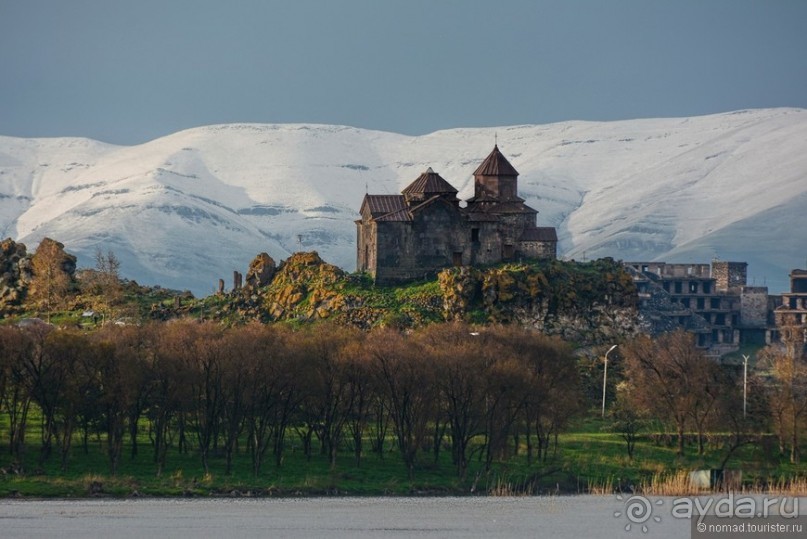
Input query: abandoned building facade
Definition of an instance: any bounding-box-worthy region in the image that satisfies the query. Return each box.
[356,146,557,284]
[626,261,766,354]
[774,269,807,360]
[626,260,807,358]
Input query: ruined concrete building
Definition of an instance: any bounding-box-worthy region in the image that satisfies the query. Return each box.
[774,269,807,360]
[356,146,557,284]
[626,260,777,355]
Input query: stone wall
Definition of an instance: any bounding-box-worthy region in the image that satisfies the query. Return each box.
[374,201,470,285]
[740,286,769,328]
[356,221,377,273]
[497,213,533,247]
[712,261,747,293]
[518,240,556,260]
[467,221,502,266]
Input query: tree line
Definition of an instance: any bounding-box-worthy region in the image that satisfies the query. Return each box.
[0,319,803,480]
[613,330,804,467]
[0,321,582,479]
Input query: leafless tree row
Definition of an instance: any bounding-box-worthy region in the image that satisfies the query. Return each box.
[616,330,807,466]
[0,321,582,478]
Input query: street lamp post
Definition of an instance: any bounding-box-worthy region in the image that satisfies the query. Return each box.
[602,344,618,419]
[742,354,750,419]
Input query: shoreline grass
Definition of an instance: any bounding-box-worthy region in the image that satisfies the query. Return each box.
[2,416,805,499]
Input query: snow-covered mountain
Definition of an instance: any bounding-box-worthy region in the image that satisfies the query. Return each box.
[1,108,805,296]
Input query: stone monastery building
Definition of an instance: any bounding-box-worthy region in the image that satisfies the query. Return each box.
[356,146,557,284]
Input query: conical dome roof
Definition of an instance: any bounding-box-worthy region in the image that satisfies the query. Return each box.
[473,145,519,176]
[401,167,458,196]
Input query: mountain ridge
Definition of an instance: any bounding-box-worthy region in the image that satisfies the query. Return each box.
[1,108,805,295]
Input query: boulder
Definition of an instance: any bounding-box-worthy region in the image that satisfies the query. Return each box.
[245,252,276,289]
[0,238,31,310]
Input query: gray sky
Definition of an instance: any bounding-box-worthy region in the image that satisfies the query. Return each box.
[1,0,806,145]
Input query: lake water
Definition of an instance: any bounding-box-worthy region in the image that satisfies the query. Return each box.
[0,496,700,538]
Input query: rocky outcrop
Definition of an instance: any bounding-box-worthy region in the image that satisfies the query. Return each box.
[215,251,444,328]
[0,237,80,315]
[35,237,77,276]
[0,238,32,310]
[438,258,640,345]
[245,253,276,289]
[210,252,641,343]
[263,252,346,320]
[438,266,482,321]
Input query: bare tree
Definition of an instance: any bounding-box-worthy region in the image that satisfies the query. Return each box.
[219,327,251,475]
[33,330,91,470]
[299,323,362,469]
[340,337,374,467]
[293,326,345,464]
[762,345,807,463]
[713,372,768,471]
[149,322,193,476]
[184,322,226,475]
[622,330,724,456]
[28,238,76,321]
[417,322,486,479]
[92,325,153,473]
[368,328,436,480]
[0,326,35,463]
[240,325,305,472]
[81,248,125,323]
[608,383,647,460]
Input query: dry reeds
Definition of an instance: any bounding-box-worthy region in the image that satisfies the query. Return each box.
[589,472,807,496]
[743,476,807,496]
[587,476,615,495]
[486,475,539,496]
[638,471,694,496]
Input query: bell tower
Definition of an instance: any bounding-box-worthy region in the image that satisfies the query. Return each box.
[472,145,520,201]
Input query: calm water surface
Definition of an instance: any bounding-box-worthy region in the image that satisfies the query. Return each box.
[0,496,695,538]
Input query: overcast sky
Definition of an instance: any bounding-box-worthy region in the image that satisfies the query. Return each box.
[1,0,806,145]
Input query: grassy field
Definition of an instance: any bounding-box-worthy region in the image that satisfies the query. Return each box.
[1,414,804,498]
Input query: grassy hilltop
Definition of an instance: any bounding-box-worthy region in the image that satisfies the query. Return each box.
[201,252,637,338]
